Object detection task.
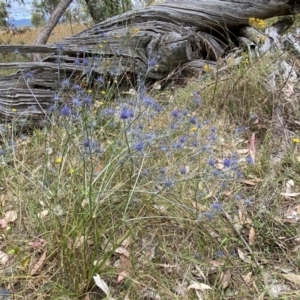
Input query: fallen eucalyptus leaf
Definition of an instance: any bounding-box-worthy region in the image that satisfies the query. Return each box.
[188,282,212,291]
[30,251,47,275]
[249,227,256,245]
[220,269,231,289]
[0,251,9,265]
[281,273,300,285]
[280,192,300,198]
[4,210,17,223]
[93,274,109,295]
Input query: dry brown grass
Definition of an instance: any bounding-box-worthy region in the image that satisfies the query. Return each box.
[0,23,86,45]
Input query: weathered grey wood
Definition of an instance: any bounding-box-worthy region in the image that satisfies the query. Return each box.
[0,0,299,125]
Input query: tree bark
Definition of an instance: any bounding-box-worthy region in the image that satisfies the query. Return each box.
[33,0,73,47]
[0,0,299,125]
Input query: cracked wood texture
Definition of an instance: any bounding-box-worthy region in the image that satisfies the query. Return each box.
[0,0,299,125]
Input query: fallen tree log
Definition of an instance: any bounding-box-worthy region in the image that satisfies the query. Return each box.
[0,0,299,125]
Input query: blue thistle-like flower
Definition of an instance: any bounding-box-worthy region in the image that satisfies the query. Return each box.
[223,157,233,168]
[190,116,197,124]
[179,136,187,144]
[192,140,199,147]
[245,198,253,206]
[71,96,82,107]
[101,108,115,116]
[74,57,80,66]
[246,155,255,164]
[99,29,107,38]
[134,142,144,152]
[180,166,189,175]
[120,107,134,120]
[81,139,98,149]
[148,57,157,69]
[211,202,223,211]
[170,124,177,130]
[183,109,189,116]
[56,43,64,51]
[216,250,224,258]
[48,105,57,112]
[235,194,242,201]
[193,91,202,105]
[212,169,220,176]
[72,84,81,91]
[160,145,168,152]
[210,133,217,141]
[142,96,162,112]
[204,211,215,220]
[82,57,89,66]
[236,126,247,135]
[61,78,70,88]
[53,93,61,102]
[172,142,182,149]
[208,158,215,167]
[95,76,104,84]
[164,179,174,188]
[25,71,33,80]
[82,95,92,106]
[60,105,71,116]
[1,289,10,297]
[172,110,180,118]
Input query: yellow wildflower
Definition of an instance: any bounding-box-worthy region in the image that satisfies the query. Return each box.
[191,127,197,132]
[248,17,266,30]
[248,17,255,24]
[131,28,139,34]
[88,89,93,94]
[292,137,300,143]
[98,44,103,48]
[56,157,62,164]
[101,91,106,95]
[228,57,235,65]
[70,168,75,174]
[12,108,16,112]
[203,64,211,72]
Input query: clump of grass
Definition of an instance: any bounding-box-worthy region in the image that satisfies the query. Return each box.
[0,25,300,300]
